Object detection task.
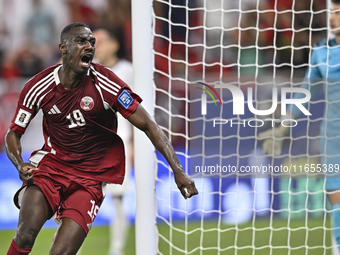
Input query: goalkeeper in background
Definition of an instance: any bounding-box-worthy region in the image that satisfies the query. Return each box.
[259,0,340,251]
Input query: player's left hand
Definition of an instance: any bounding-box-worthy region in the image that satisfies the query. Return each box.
[258,125,288,156]
[174,171,198,199]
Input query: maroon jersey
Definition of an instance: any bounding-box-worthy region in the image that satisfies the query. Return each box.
[9,63,142,184]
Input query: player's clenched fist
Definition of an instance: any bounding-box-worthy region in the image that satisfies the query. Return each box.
[18,163,38,185]
[174,171,198,199]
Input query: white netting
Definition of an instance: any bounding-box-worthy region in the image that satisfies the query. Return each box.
[152,0,333,254]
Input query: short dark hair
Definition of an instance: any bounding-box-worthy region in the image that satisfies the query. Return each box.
[332,0,340,4]
[60,23,90,43]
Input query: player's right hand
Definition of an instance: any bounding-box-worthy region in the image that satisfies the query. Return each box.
[258,126,288,156]
[18,163,38,185]
[174,171,199,199]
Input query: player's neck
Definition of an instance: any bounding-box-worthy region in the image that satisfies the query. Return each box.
[102,57,119,68]
[58,66,87,90]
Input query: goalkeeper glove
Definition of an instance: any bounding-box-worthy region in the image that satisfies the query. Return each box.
[258,125,289,156]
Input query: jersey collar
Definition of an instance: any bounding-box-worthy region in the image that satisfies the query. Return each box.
[53,65,62,85]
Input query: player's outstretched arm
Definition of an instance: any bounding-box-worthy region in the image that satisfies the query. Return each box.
[5,129,38,185]
[127,104,198,199]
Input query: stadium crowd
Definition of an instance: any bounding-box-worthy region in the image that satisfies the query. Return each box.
[0,0,132,81]
[0,0,328,81]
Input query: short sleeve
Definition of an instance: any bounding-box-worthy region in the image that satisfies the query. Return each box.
[115,87,142,119]
[91,63,143,119]
[9,83,38,134]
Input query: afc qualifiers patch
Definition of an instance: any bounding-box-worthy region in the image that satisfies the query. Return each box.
[118,90,133,109]
[14,108,32,128]
[80,96,94,111]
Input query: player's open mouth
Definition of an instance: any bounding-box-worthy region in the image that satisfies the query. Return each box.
[81,54,92,67]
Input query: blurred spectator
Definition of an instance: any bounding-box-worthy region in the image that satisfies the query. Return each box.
[157,0,194,42]
[0,52,20,80]
[25,0,56,47]
[231,8,269,78]
[153,0,201,76]
[293,1,327,66]
[195,0,239,64]
[16,45,43,77]
[266,0,327,71]
[68,0,101,28]
[0,1,10,73]
[100,0,132,61]
[24,0,58,67]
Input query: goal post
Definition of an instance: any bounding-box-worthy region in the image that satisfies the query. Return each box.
[131,0,157,254]
[133,0,339,254]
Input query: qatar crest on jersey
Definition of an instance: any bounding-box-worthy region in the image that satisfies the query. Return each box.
[80,96,94,111]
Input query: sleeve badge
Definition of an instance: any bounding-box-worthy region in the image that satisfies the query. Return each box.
[118,90,133,109]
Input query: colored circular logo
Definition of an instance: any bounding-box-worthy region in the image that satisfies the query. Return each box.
[80,96,94,111]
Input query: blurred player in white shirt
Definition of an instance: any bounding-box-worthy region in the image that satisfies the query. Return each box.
[93,28,133,255]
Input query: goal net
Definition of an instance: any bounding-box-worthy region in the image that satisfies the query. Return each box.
[150,0,336,254]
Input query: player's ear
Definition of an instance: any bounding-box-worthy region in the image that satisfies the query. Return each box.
[59,43,67,55]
